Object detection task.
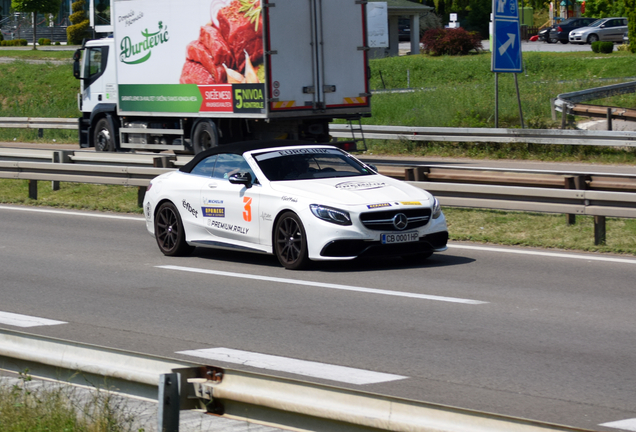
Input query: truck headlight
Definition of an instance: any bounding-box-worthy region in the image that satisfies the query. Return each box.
[310,204,352,226]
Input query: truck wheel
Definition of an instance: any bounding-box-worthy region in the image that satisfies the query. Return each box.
[192,121,218,154]
[94,118,115,152]
[154,201,194,256]
[274,212,310,270]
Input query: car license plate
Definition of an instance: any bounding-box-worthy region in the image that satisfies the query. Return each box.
[381,231,419,244]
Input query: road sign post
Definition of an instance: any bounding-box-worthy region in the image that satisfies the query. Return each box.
[491,0,524,128]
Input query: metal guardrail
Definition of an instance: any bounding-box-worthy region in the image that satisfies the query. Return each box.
[0,117,77,130]
[0,328,596,432]
[330,124,636,147]
[552,81,636,127]
[556,81,636,105]
[2,116,636,147]
[2,147,636,245]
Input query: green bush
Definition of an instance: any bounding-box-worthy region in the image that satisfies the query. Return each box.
[67,0,91,45]
[420,28,483,56]
[591,41,614,53]
[0,32,4,42]
[38,38,52,46]
[0,39,29,46]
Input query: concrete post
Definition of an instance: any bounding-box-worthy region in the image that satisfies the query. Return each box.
[410,14,420,55]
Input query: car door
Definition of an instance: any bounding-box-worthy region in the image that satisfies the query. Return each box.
[615,19,628,42]
[600,19,622,41]
[201,153,261,246]
[179,155,219,241]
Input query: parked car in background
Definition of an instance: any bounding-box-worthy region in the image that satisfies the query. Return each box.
[537,27,551,42]
[547,17,598,44]
[569,17,628,44]
[398,18,411,41]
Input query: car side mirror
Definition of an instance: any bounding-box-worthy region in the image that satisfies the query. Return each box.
[229,172,253,188]
[365,164,378,173]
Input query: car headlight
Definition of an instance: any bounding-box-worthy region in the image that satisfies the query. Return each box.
[432,197,442,219]
[310,204,352,226]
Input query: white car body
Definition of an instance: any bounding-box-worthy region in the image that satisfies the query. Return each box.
[143,141,448,269]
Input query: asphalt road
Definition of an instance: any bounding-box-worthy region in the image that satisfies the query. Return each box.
[1,204,635,431]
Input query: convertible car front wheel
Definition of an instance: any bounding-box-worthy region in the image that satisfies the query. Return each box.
[274,212,310,270]
[155,202,194,256]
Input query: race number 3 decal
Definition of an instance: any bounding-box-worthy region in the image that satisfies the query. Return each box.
[243,197,252,222]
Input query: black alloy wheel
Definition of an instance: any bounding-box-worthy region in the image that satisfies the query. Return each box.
[154,202,194,256]
[193,121,218,154]
[274,212,310,270]
[94,118,115,152]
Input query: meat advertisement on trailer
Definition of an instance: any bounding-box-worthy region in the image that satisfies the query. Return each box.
[116,0,266,115]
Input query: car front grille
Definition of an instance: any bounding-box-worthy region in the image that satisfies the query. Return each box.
[359,208,431,231]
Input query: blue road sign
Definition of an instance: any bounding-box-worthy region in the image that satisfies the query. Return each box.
[492,18,522,73]
[493,0,518,20]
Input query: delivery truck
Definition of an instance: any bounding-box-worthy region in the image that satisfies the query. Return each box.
[73,0,371,154]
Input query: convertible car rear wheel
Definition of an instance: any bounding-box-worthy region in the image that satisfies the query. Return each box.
[155,202,194,256]
[274,212,310,270]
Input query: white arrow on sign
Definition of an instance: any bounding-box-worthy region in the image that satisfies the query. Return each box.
[498,33,516,55]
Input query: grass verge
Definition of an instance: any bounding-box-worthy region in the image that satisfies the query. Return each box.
[0,371,143,432]
[1,179,635,256]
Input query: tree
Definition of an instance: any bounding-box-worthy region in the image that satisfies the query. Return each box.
[11,0,61,50]
[67,0,90,45]
[625,0,636,53]
[582,0,626,18]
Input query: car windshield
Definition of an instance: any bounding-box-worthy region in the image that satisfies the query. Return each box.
[253,147,375,181]
[588,19,604,27]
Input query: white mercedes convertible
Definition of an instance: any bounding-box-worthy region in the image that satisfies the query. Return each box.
[144,141,448,269]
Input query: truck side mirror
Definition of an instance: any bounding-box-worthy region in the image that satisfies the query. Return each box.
[73,49,82,79]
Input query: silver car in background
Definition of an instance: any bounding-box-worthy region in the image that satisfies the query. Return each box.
[569,17,628,44]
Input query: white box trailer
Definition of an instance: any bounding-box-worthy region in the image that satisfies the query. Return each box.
[74,0,371,154]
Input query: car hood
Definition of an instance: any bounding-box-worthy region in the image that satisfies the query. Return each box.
[268,175,433,207]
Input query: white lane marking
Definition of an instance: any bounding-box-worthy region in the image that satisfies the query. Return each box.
[600,418,636,431]
[157,265,487,305]
[177,347,406,385]
[0,205,144,221]
[0,311,67,328]
[448,244,636,265]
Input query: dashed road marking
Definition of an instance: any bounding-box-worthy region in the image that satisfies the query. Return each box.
[600,418,636,431]
[157,265,488,305]
[0,311,66,328]
[176,347,407,385]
